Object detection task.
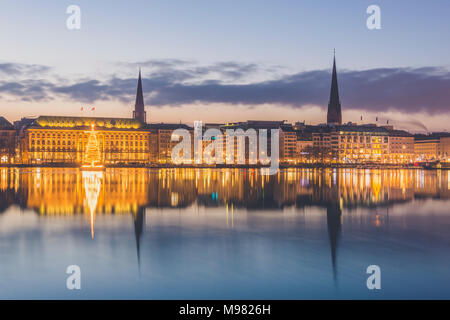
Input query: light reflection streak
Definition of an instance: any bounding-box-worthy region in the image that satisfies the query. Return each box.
[82,171,103,239]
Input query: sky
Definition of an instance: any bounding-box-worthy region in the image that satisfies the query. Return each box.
[0,0,449,132]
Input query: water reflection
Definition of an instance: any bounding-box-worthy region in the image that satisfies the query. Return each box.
[2,168,448,216]
[82,171,103,239]
[327,204,341,281]
[1,168,450,298]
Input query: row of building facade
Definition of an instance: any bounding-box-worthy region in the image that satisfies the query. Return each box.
[1,114,449,165]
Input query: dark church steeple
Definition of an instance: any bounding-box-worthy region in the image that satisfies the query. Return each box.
[133,69,147,123]
[327,52,342,125]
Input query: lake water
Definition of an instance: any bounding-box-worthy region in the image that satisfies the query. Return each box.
[0,167,450,299]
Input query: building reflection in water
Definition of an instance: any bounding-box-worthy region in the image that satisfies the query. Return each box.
[134,207,145,270]
[327,204,341,281]
[1,167,450,279]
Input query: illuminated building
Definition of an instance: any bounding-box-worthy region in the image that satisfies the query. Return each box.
[414,136,440,161]
[146,123,193,163]
[199,123,225,164]
[387,129,414,163]
[0,117,15,163]
[295,132,313,163]
[311,126,334,163]
[442,137,450,162]
[414,133,450,162]
[220,121,293,164]
[313,124,391,163]
[306,118,416,164]
[280,125,297,162]
[20,116,150,165]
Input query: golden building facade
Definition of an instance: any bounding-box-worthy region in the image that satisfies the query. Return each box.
[280,126,297,162]
[335,127,389,163]
[414,135,450,162]
[387,130,414,164]
[147,124,194,164]
[310,125,414,164]
[20,116,150,165]
[442,137,450,162]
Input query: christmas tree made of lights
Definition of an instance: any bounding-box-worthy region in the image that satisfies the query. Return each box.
[84,124,102,167]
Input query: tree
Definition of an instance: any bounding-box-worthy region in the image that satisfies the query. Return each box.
[84,129,101,166]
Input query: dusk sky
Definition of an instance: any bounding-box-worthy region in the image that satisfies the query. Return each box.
[0,0,449,132]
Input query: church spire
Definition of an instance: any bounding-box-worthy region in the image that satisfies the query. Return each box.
[133,69,147,123]
[327,51,342,125]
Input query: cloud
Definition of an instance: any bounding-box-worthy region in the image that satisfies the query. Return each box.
[191,61,260,81]
[146,70,330,106]
[52,80,111,103]
[119,59,263,82]
[339,67,450,114]
[0,63,51,76]
[0,79,54,101]
[119,58,192,69]
[137,66,450,115]
[0,60,449,116]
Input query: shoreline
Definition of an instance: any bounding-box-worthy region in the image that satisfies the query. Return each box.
[0,163,448,170]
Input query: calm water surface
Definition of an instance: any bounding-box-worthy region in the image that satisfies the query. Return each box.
[0,168,450,299]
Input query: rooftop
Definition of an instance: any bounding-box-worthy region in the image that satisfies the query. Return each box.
[386,129,413,137]
[0,117,14,129]
[145,123,193,130]
[30,116,143,130]
[414,132,450,140]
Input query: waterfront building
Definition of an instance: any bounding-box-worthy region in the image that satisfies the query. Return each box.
[0,117,16,163]
[310,125,336,163]
[310,124,416,164]
[219,121,271,165]
[199,123,225,164]
[387,129,414,163]
[280,124,297,162]
[295,132,313,163]
[414,133,450,162]
[414,135,440,161]
[146,123,193,163]
[20,116,150,165]
[442,137,450,162]
[219,120,294,164]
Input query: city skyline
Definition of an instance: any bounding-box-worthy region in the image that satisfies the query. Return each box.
[0,1,450,132]
[2,55,448,168]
